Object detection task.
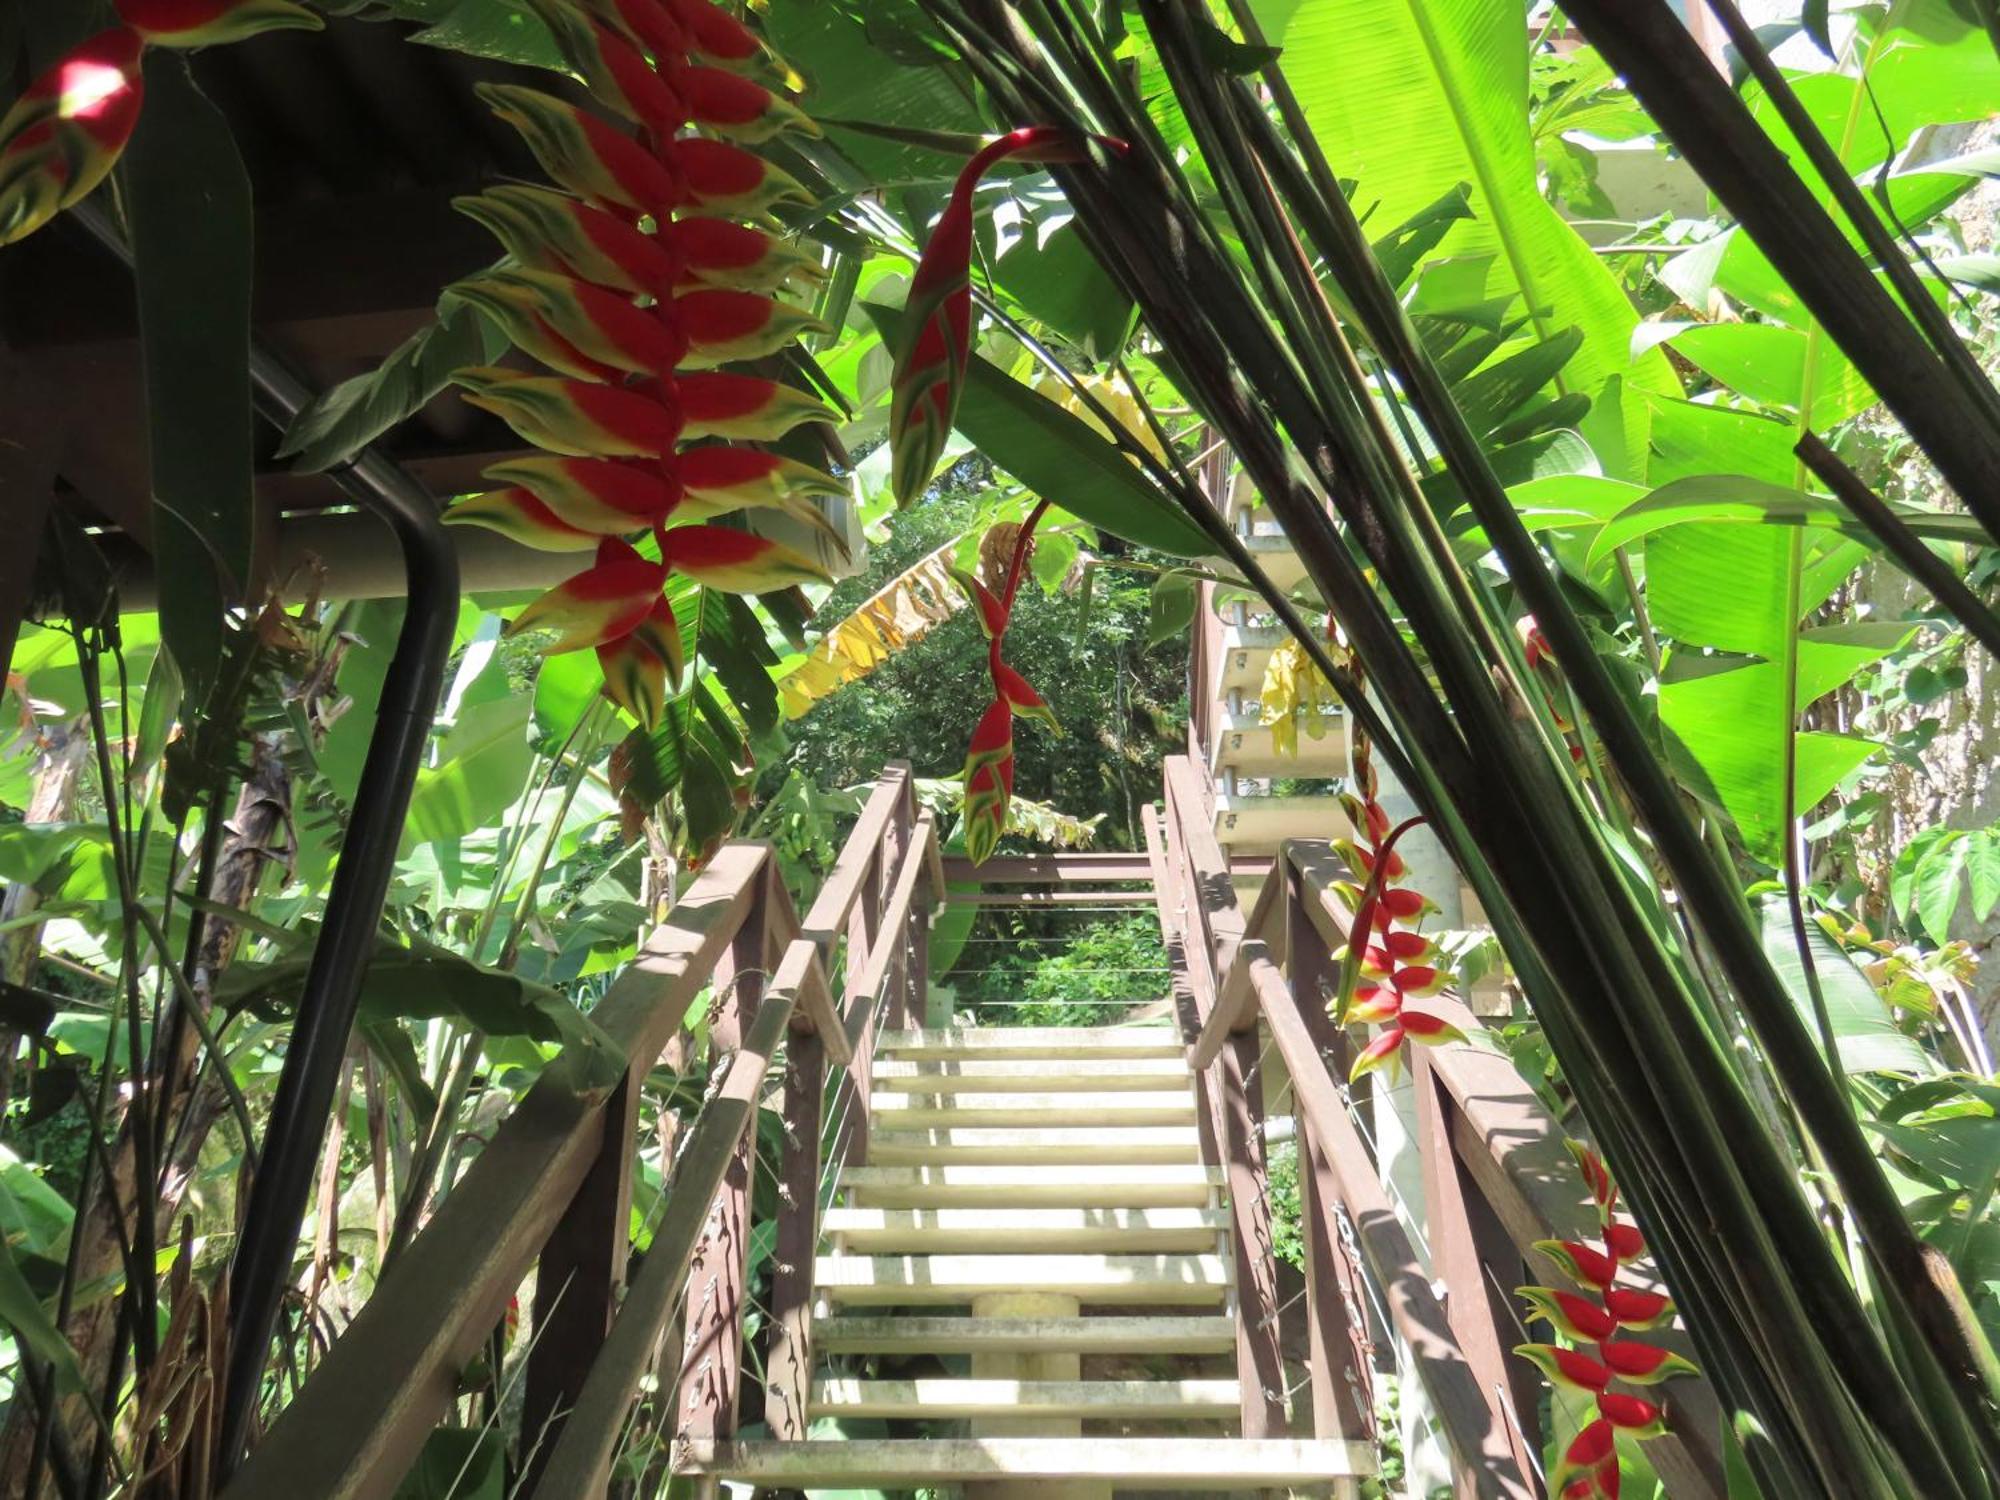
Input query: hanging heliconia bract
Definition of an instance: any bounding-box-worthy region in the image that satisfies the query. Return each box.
[444,0,844,730]
[950,508,1060,864]
[1515,1142,1698,1498]
[0,3,325,249]
[1325,674,1465,1079]
[886,125,1125,507]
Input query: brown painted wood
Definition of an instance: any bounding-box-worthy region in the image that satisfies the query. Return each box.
[222,847,770,1500]
[1414,1049,1542,1495]
[673,863,774,1452]
[1217,1027,1288,1438]
[1284,859,1374,1442]
[533,983,801,1499]
[764,1022,824,1442]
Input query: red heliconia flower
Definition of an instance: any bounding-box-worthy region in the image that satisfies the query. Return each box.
[674,287,829,367]
[1552,1418,1617,1497]
[1517,612,1554,669]
[1596,1339,1697,1385]
[1357,943,1394,980]
[1383,928,1432,962]
[1390,965,1445,997]
[1345,986,1402,1025]
[1362,798,1392,845]
[1604,1222,1646,1263]
[1518,1286,1619,1343]
[578,0,686,59]
[671,215,824,292]
[1537,1238,1619,1291]
[666,0,762,63]
[1601,1286,1674,1330]
[1356,843,1407,880]
[1379,886,1430,921]
[1568,1140,1619,1222]
[1349,1026,1406,1083]
[453,367,683,457]
[948,568,1010,640]
[0,27,145,249]
[656,524,831,594]
[483,454,679,535]
[456,184,685,300]
[1516,1343,1612,1393]
[479,83,685,220]
[443,487,600,551]
[677,66,814,144]
[674,371,837,441]
[597,596,683,728]
[889,126,1119,505]
[1398,1008,1467,1045]
[993,661,1059,733]
[675,445,844,513]
[505,537,668,654]
[1595,1391,1668,1438]
[528,0,688,141]
[671,136,810,219]
[117,0,320,45]
[962,698,1015,865]
[448,268,687,383]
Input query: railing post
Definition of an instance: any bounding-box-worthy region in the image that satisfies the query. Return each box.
[1413,1046,1542,1496]
[880,779,912,1031]
[1283,853,1375,1443]
[838,846,881,1167]
[673,860,774,1461]
[1216,1027,1288,1438]
[763,1020,823,1442]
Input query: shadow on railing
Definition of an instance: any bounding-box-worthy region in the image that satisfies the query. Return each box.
[1152,754,1725,1500]
[223,765,939,1500]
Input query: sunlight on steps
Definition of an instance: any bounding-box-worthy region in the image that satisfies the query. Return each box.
[683,1025,1378,1496]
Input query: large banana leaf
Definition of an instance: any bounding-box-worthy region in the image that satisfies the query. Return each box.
[1249,0,1679,480]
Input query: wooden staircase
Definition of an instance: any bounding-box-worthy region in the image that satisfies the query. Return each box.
[683,1025,1375,1494]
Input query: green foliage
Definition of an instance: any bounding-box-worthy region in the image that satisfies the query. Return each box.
[945,913,1167,1026]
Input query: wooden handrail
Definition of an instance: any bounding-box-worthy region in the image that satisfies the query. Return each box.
[223,845,774,1500]
[842,812,937,1047]
[532,941,826,1495]
[226,766,931,1500]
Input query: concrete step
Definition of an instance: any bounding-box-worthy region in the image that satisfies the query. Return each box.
[810,1377,1242,1420]
[1208,704,1345,777]
[811,1315,1238,1356]
[1213,792,1353,856]
[820,1206,1226,1253]
[680,1437,1377,1489]
[871,1091,1196,1127]
[867,1126,1204,1166]
[872,1057,1192,1092]
[877,1028,1184,1061]
[841,1164,1222,1208]
[814,1253,1230,1306]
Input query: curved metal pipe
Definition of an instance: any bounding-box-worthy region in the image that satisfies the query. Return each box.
[215,353,460,1474]
[65,200,462,1475]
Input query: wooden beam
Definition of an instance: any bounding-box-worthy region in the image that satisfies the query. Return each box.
[532,987,798,1499]
[1253,959,1534,1499]
[944,888,1156,907]
[841,815,936,1050]
[764,1019,824,1441]
[223,847,770,1500]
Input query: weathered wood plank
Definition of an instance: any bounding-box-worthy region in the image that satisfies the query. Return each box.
[223,848,770,1500]
[763,1020,823,1442]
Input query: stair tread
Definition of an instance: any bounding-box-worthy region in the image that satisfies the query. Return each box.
[879,1028,1184,1060]
[873,1058,1191,1091]
[815,1253,1230,1305]
[681,1437,1378,1486]
[822,1206,1224,1252]
[842,1164,1222,1208]
[810,1377,1241,1418]
[873,1091,1195,1126]
[812,1315,1238,1354]
[868,1126,1203,1166]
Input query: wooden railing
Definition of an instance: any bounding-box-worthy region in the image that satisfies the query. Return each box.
[224,765,938,1500]
[1154,755,1725,1500]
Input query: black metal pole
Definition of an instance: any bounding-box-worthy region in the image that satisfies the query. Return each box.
[64,201,463,1474]
[1558,0,2000,540]
[214,350,459,1473]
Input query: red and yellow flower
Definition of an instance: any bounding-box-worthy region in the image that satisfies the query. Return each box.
[1517,1145,1696,1498]
[452,0,838,743]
